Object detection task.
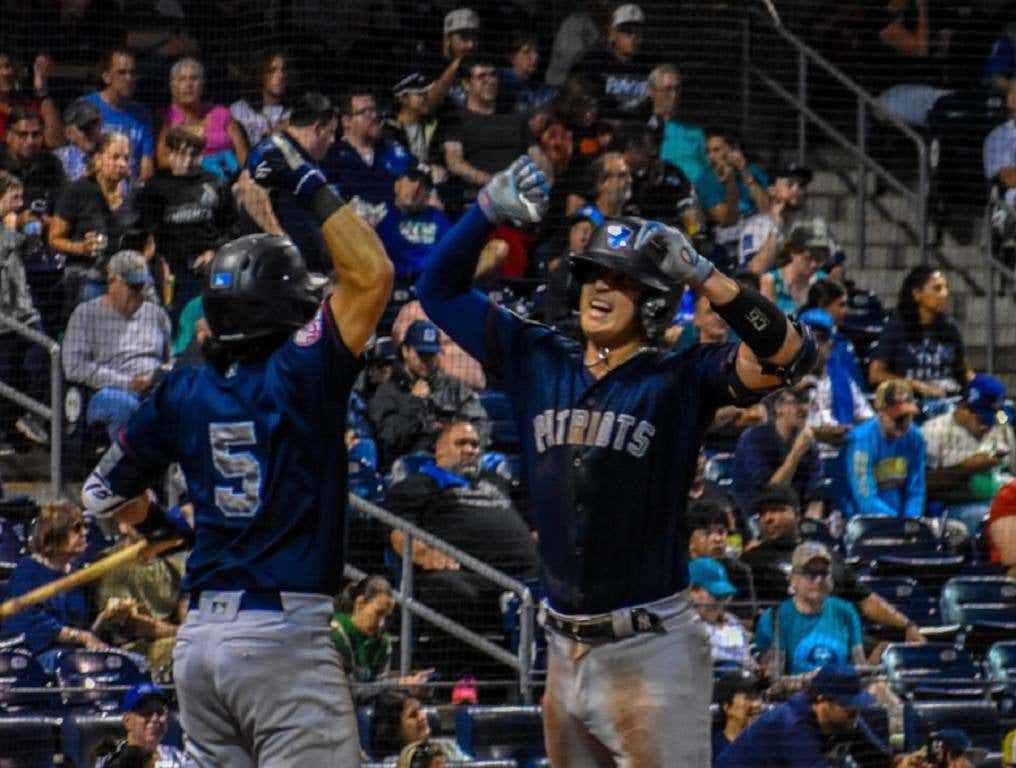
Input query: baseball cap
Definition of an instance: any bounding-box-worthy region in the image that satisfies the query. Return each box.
[444,7,480,35]
[770,162,814,187]
[798,308,834,337]
[791,540,832,571]
[404,320,441,354]
[786,218,833,253]
[714,670,763,706]
[689,556,737,597]
[570,204,605,228]
[874,380,919,417]
[611,3,645,28]
[963,373,1008,427]
[930,729,972,757]
[122,682,167,713]
[752,483,800,513]
[365,335,396,366]
[63,98,102,130]
[810,664,871,709]
[393,72,433,98]
[107,250,153,286]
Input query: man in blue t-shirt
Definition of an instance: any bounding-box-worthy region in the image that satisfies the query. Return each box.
[375,165,450,285]
[83,50,155,181]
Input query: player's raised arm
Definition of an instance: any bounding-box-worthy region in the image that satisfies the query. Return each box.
[644,225,818,395]
[249,123,393,356]
[416,155,548,362]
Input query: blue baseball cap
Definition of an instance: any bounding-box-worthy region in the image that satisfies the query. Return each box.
[931,729,972,756]
[404,320,441,355]
[810,665,871,709]
[122,682,167,713]
[963,374,1008,427]
[798,308,834,335]
[570,204,604,227]
[688,556,737,598]
[108,250,154,286]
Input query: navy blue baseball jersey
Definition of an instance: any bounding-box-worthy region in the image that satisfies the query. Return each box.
[104,301,361,596]
[418,207,740,614]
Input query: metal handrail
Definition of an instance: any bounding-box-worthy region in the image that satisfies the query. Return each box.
[347,494,536,702]
[741,8,930,264]
[980,198,1016,376]
[0,313,63,498]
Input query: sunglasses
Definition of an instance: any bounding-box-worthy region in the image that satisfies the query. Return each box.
[797,568,830,581]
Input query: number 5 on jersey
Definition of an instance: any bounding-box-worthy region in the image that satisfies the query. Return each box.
[210,422,263,517]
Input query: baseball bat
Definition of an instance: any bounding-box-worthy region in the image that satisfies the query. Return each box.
[0,537,183,620]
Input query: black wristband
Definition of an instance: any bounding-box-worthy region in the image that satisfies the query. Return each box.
[310,184,345,225]
[711,286,788,359]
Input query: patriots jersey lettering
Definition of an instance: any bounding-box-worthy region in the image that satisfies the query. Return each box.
[532,408,656,457]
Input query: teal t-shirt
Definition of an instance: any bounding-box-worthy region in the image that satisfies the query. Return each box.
[755,596,863,675]
[660,121,709,183]
[694,163,769,215]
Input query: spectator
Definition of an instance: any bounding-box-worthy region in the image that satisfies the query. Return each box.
[716,664,876,768]
[648,64,709,183]
[983,80,1016,203]
[545,1,611,87]
[923,375,1015,530]
[923,729,978,768]
[368,321,487,467]
[712,671,764,763]
[98,745,155,768]
[396,741,448,768]
[1,501,113,669]
[83,49,155,181]
[374,165,449,285]
[759,221,829,316]
[441,54,532,208]
[739,483,924,641]
[533,204,602,339]
[686,500,755,613]
[674,293,734,352]
[56,98,103,182]
[349,335,396,444]
[802,279,867,399]
[798,309,874,449]
[245,92,338,272]
[988,479,1016,574]
[688,557,751,666]
[732,384,823,520]
[755,542,866,675]
[841,380,926,519]
[567,151,632,218]
[0,107,66,222]
[386,418,536,618]
[229,50,290,149]
[418,7,481,113]
[572,4,651,121]
[0,50,61,148]
[738,164,813,275]
[49,131,144,304]
[391,302,487,391]
[139,126,236,322]
[0,171,49,448]
[157,57,248,180]
[370,690,470,762]
[94,683,187,768]
[869,265,973,398]
[496,32,553,116]
[62,250,173,441]
[324,88,411,212]
[385,73,441,168]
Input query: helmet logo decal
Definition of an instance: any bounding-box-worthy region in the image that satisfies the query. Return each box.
[606,224,633,250]
[211,272,232,288]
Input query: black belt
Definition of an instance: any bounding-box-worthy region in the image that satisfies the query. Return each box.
[541,606,666,643]
[188,590,284,612]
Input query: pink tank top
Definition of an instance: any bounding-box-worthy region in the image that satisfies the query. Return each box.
[164,103,233,156]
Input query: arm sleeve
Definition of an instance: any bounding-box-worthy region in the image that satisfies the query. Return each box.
[843,426,898,517]
[902,430,926,519]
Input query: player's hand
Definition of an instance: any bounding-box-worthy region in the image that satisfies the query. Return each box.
[636,222,715,290]
[249,133,332,209]
[477,155,549,226]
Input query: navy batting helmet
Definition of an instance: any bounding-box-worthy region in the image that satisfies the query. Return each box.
[203,234,322,344]
[569,217,683,341]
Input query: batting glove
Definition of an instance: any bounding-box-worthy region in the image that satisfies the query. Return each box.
[477,155,550,226]
[635,221,715,290]
[249,133,332,210]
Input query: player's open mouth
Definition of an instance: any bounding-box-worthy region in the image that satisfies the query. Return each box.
[587,299,612,318]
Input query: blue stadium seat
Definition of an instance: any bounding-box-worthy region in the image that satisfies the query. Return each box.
[798,518,843,555]
[844,517,940,560]
[986,641,1016,683]
[456,705,545,764]
[704,452,735,486]
[0,649,60,713]
[0,714,62,768]
[0,516,24,574]
[940,576,1016,624]
[882,642,985,699]
[348,438,384,503]
[857,576,943,628]
[903,700,1001,753]
[54,650,148,711]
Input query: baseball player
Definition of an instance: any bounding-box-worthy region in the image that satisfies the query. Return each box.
[81,96,394,767]
[416,156,816,766]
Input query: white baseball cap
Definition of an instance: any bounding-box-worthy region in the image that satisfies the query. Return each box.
[444,7,480,35]
[611,3,645,28]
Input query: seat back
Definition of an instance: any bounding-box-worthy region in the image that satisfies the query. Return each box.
[882,643,981,698]
[0,714,62,768]
[0,649,59,713]
[903,700,1000,752]
[456,705,544,761]
[857,576,941,626]
[845,517,939,560]
[798,518,843,554]
[704,452,735,486]
[55,650,148,711]
[940,576,1016,623]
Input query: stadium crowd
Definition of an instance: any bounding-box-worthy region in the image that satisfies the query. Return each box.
[2,1,1016,766]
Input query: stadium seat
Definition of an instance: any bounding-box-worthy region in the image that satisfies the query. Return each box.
[0,714,62,768]
[456,705,545,764]
[0,649,60,713]
[0,517,24,574]
[857,576,944,628]
[348,438,384,503]
[61,711,124,768]
[940,576,1016,624]
[903,700,1001,753]
[844,517,940,560]
[986,641,1016,683]
[54,650,148,712]
[798,518,843,554]
[704,452,735,486]
[882,643,986,699]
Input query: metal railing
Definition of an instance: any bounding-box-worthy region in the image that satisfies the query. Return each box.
[980,199,1016,377]
[741,8,930,265]
[0,314,63,498]
[347,494,537,702]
